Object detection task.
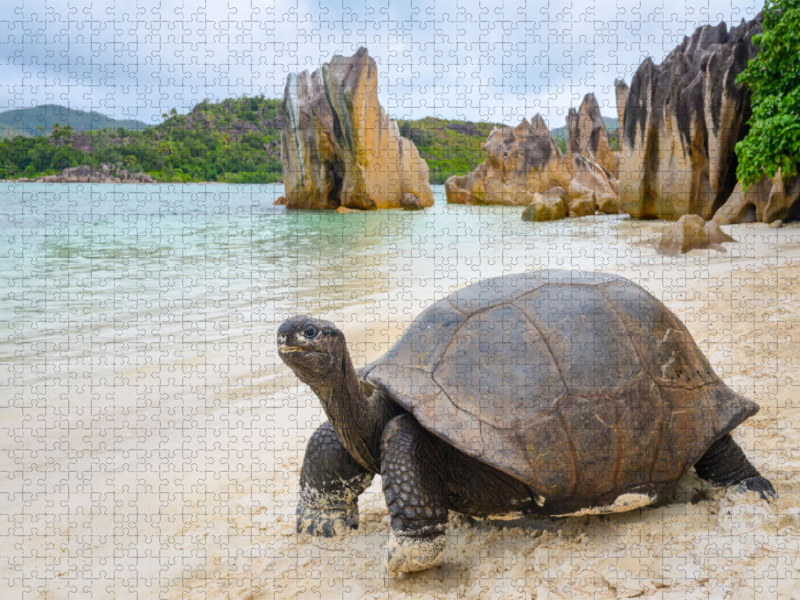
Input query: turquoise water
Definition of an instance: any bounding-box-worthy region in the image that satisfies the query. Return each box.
[0,182,657,390]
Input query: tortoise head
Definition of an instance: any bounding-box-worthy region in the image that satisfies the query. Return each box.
[277,315,347,388]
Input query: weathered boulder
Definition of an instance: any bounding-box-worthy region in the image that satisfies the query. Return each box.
[658,215,736,255]
[400,193,427,210]
[281,47,434,210]
[569,193,596,218]
[444,175,472,205]
[567,93,618,177]
[521,187,568,221]
[597,193,620,214]
[713,172,800,225]
[274,196,287,206]
[619,15,763,221]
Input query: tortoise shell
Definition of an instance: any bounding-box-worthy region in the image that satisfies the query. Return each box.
[361,270,758,511]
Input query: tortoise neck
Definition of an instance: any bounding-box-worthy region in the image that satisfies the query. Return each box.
[316,347,394,474]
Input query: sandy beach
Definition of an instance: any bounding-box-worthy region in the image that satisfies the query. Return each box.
[2,203,799,599]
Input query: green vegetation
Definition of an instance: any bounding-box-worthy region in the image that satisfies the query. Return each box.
[0,98,620,184]
[398,118,500,184]
[736,0,800,189]
[0,104,147,137]
[0,97,283,183]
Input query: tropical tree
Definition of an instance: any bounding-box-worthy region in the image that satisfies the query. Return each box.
[736,0,800,189]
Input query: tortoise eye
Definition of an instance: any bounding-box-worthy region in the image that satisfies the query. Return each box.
[301,325,319,339]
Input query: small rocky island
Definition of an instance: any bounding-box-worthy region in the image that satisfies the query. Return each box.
[280,48,434,210]
[13,164,155,184]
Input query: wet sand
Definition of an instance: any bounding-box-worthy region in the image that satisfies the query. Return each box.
[2,218,799,599]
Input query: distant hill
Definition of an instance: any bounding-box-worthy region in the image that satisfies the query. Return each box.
[0,123,30,139]
[0,104,148,137]
[0,97,283,183]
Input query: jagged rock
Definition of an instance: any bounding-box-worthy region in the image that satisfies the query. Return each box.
[568,154,616,200]
[445,116,570,206]
[521,187,568,221]
[335,206,360,213]
[614,80,629,152]
[281,47,434,210]
[771,220,785,229]
[619,15,763,221]
[569,193,596,218]
[445,115,617,213]
[274,196,287,206]
[658,215,736,255]
[713,172,800,225]
[567,93,618,177]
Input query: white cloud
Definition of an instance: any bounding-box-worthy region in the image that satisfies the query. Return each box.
[0,0,764,126]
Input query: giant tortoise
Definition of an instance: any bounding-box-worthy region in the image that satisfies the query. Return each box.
[277,270,776,573]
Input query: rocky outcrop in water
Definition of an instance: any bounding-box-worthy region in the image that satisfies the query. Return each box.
[19,164,155,183]
[444,111,617,216]
[520,187,568,221]
[281,47,434,210]
[618,15,763,221]
[445,116,569,206]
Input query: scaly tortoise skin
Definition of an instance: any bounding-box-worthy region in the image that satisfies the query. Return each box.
[278,269,776,574]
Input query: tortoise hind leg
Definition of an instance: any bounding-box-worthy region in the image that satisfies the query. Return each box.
[297,421,374,537]
[694,434,777,500]
[381,414,448,574]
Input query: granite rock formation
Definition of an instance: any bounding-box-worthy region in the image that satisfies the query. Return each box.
[445,112,617,215]
[567,93,618,177]
[618,15,763,221]
[281,47,434,210]
[658,215,736,255]
[713,172,800,225]
[614,80,629,152]
[445,116,571,206]
[520,187,568,221]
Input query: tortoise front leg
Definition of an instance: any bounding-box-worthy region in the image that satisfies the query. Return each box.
[694,434,777,500]
[297,421,374,537]
[381,414,449,574]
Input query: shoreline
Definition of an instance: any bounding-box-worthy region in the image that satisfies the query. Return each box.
[0,192,798,598]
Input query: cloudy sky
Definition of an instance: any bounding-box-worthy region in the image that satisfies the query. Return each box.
[0,0,763,128]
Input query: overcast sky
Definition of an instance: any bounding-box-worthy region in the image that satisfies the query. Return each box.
[0,0,763,128]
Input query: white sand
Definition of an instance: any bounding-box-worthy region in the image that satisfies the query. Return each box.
[2,219,799,599]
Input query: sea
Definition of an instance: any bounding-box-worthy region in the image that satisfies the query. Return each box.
[0,182,671,391]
